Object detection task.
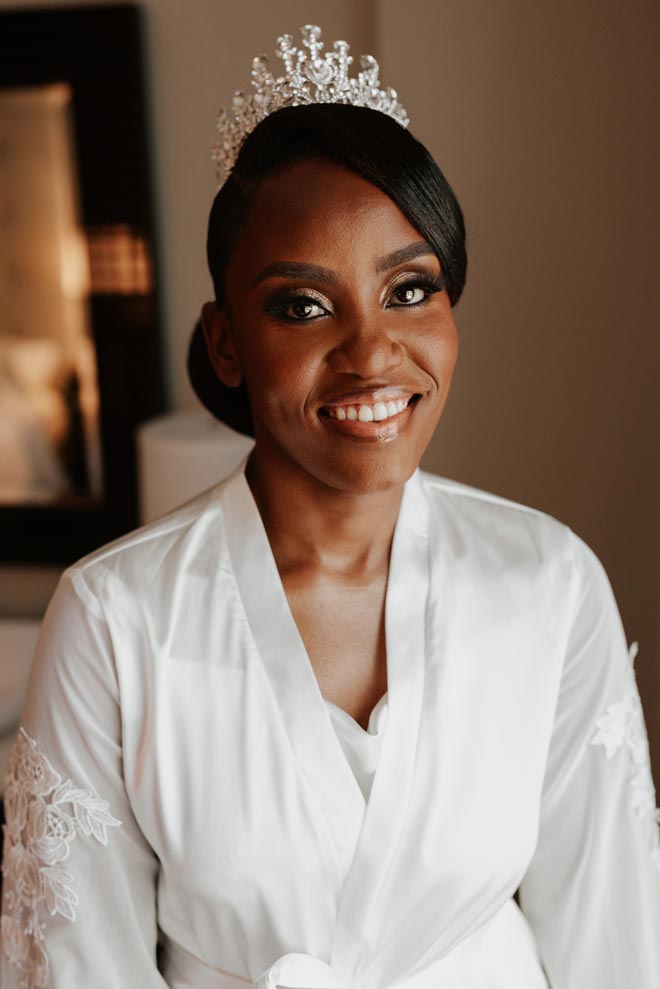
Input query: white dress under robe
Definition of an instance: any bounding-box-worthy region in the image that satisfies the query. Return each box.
[325,694,388,803]
[1,463,659,988]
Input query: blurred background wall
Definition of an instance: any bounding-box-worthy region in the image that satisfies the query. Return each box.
[0,0,658,769]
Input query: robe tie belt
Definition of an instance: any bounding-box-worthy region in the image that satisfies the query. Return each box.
[163,942,475,989]
[163,941,344,989]
[255,953,344,989]
[161,900,549,989]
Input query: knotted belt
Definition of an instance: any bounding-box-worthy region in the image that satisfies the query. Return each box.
[256,953,343,989]
[162,941,488,989]
[162,941,344,989]
[161,899,548,989]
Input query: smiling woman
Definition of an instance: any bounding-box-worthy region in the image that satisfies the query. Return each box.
[2,23,659,989]
[201,151,459,497]
[189,99,465,443]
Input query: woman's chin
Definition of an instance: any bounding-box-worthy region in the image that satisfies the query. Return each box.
[302,451,423,498]
[249,417,434,499]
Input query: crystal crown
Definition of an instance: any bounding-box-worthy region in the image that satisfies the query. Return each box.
[212,24,409,181]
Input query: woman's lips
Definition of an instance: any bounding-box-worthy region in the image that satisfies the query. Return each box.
[318,393,418,439]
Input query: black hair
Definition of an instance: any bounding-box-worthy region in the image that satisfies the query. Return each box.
[188,103,467,435]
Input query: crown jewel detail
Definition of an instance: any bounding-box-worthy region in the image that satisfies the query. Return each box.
[212,25,409,181]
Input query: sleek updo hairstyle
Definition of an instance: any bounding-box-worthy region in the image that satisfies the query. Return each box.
[188,103,467,436]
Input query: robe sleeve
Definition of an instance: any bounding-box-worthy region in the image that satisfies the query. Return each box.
[518,533,660,987]
[1,569,169,988]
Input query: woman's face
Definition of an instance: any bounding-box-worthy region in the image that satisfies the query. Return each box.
[203,159,458,496]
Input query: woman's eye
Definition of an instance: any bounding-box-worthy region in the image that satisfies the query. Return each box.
[264,291,330,322]
[389,283,430,307]
[284,299,327,320]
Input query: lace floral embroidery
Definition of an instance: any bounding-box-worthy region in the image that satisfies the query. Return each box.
[591,642,660,870]
[1,728,121,988]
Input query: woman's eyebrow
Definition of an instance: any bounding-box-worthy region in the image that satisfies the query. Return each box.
[252,262,337,288]
[251,241,435,288]
[375,240,436,272]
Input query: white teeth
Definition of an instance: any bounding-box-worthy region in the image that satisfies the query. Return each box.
[326,397,411,422]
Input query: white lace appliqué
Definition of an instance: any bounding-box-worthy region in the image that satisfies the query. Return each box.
[591,642,660,871]
[1,728,121,988]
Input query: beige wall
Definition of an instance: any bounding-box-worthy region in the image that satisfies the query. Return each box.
[1,0,658,768]
[378,0,660,766]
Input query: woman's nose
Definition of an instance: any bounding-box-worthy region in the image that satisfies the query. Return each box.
[327,319,405,378]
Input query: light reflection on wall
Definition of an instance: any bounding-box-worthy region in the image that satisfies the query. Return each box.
[0,83,102,505]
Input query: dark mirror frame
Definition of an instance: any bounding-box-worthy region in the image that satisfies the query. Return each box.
[0,3,165,564]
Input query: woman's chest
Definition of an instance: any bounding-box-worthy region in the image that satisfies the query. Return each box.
[283,574,389,730]
[121,620,557,910]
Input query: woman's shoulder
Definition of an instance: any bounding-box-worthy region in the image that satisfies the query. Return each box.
[419,467,552,517]
[62,466,243,604]
[417,468,590,575]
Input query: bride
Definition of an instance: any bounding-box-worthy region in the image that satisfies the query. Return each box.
[2,24,659,989]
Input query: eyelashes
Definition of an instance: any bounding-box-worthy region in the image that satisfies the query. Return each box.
[389,273,447,308]
[264,272,447,324]
[265,292,328,322]
[263,288,330,323]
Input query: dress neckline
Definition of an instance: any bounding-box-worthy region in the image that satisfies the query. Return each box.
[323,691,389,736]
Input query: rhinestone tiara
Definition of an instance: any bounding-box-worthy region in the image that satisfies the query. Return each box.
[212,24,409,181]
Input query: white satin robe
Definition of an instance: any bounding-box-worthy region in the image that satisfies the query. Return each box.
[2,463,659,989]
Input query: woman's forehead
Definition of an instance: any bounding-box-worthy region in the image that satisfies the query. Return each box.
[250,159,380,212]
[227,160,431,282]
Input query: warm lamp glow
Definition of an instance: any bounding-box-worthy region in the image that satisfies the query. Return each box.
[60,229,91,299]
[86,225,153,295]
[0,82,102,504]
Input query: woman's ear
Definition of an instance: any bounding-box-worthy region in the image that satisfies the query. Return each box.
[200,301,243,388]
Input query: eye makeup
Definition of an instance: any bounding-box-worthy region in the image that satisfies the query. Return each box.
[262,268,447,324]
[263,287,331,322]
[386,271,447,308]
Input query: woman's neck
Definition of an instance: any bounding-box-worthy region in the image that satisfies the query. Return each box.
[245,450,404,579]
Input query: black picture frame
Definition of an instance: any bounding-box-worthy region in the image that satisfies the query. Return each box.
[0,4,166,564]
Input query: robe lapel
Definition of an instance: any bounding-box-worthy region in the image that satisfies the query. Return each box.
[330,471,430,981]
[220,467,366,882]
